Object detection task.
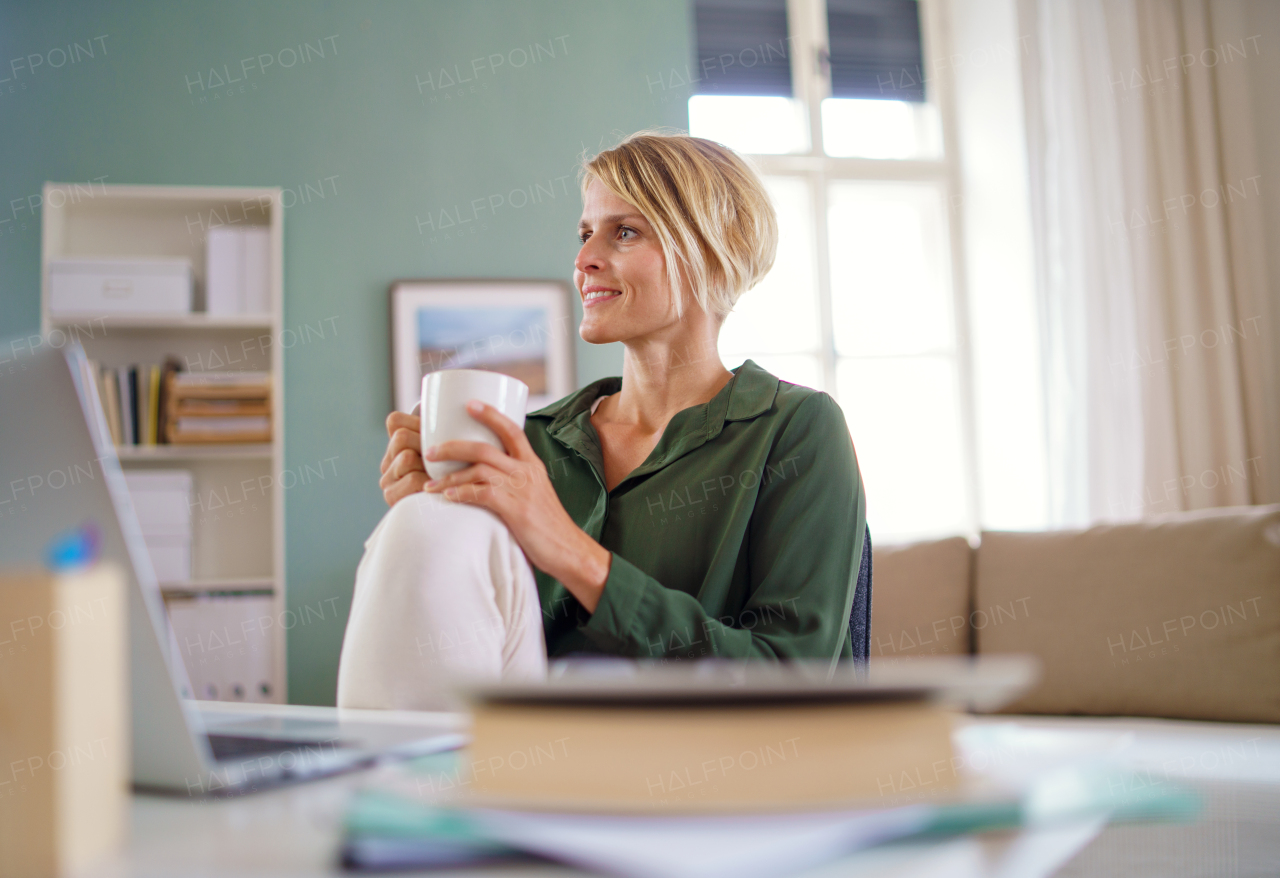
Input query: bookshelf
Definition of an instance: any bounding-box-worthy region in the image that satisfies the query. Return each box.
[41,183,287,703]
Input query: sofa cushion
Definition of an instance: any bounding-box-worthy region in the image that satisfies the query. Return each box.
[975,504,1280,723]
[870,536,973,659]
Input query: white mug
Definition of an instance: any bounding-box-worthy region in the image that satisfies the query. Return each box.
[419,369,529,480]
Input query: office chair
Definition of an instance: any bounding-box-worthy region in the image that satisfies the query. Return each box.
[848,525,872,661]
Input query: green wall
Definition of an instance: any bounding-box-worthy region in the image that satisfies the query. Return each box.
[0,0,692,704]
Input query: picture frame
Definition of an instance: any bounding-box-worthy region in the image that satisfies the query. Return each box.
[390,279,576,414]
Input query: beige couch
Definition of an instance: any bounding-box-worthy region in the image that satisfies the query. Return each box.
[871,504,1280,724]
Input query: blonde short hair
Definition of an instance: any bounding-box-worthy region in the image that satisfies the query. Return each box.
[582,131,777,321]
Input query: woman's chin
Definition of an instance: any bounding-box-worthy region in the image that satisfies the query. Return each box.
[578,321,622,346]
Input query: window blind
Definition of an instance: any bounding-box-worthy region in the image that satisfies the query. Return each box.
[693,0,793,96]
[826,0,926,101]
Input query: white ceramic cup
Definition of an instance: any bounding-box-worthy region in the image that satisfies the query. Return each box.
[419,369,529,480]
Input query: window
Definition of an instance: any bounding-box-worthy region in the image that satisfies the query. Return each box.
[692,0,975,541]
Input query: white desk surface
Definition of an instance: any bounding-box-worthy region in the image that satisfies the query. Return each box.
[92,708,1280,878]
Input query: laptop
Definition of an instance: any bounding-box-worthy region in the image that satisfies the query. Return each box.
[0,341,466,795]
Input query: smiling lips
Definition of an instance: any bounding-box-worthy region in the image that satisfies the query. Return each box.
[582,286,621,307]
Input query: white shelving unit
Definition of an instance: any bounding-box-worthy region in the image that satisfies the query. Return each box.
[41,183,287,703]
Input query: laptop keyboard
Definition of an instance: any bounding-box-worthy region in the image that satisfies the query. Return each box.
[207,733,337,761]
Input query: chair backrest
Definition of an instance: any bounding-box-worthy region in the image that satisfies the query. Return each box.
[848,525,872,661]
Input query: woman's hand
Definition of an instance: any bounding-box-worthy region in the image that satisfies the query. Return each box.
[379,411,429,507]
[424,400,612,612]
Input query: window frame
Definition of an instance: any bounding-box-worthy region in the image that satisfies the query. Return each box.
[725,0,981,537]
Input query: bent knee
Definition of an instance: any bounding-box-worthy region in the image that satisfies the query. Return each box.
[375,491,506,549]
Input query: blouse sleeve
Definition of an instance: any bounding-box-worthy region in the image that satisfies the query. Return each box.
[578,392,866,661]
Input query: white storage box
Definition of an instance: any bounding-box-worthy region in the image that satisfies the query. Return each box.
[206,226,271,315]
[168,594,275,702]
[49,257,193,315]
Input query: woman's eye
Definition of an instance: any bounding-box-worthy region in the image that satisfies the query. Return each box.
[618,227,637,240]
[577,231,590,243]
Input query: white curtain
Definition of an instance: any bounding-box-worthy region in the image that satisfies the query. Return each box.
[1017,0,1279,524]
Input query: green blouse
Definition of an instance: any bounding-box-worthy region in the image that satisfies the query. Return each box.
[523,359,866,663]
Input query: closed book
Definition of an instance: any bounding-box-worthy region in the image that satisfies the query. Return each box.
[169,411,271,444]
[172,371,270,388]
[115,367,133,446]
[174,416,270,433]
[138,366,151,446]
[148,364,161,445]
[127,366,139,446]
[100,366,122,445]
[456,660,1037,814]
[155,358,181,444]
[170,371,271,403]
[175,398,271,416]
[464,699,955,813]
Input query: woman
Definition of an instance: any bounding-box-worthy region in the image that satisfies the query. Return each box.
[337,131,865,710]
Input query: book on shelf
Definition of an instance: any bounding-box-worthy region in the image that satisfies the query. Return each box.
[166,371,272,444]
[87,361,273,447]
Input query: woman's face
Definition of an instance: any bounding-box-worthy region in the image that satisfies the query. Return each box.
[574,178,682,345]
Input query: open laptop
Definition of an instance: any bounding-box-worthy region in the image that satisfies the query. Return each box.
[0,341,465,795]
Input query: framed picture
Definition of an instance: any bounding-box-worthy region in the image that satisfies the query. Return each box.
[390,279,576,414]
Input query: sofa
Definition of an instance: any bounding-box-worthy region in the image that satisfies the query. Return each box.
[871,503,1280,723]
[869,503,1280,873]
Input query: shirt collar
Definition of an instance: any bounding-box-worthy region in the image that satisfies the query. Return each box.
[723,358,780,421]
[529,358,779,431]
[532,359,779,490]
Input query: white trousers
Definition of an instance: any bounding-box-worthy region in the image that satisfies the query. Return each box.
[336,492,548,710]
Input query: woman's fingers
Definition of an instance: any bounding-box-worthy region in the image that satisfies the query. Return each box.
[383,471,428,507]
[388,447,425,482]
[428,463,503,506]
[465,401,537,461]
[424,438,518,473]
[381,415,421,474]
[385,429,424,470]
[386,410,420,437]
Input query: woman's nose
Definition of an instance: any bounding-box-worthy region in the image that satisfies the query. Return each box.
[574,238,604,275]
